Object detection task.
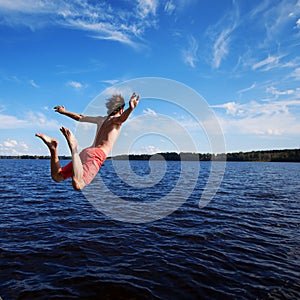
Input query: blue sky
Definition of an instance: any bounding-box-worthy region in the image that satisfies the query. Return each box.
[0,0,299,156]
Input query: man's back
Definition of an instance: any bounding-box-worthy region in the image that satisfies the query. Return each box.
[94,116,122,155]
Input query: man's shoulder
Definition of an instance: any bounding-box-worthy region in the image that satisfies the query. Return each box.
[109,115,123,126]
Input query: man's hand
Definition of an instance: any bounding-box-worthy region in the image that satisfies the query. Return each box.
[129,92,139,110]
[53,106,82,121]
[54,106,66,114]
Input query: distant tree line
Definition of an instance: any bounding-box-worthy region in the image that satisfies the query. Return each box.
[112,152,214,161]
[111,149,300,162]
[0,155,71,160]
[1,149,299,162]
[224,149,300,162]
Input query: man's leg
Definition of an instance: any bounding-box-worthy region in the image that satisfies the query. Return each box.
[60,127,86,190]
[35,133,64,182]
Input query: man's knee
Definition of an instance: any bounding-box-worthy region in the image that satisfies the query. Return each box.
[52,172,64,183]
[72,178,85,191]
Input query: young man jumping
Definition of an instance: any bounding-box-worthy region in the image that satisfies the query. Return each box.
[36,92,139,190]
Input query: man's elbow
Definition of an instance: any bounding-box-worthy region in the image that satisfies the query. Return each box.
[77,114,84,122]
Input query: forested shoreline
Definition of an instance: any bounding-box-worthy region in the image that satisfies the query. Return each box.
[112,149,300,162]
[2,149,299,162]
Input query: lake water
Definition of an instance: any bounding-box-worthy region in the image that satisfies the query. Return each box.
[0,159,299,299]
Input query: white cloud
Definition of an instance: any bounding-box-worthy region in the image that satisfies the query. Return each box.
[167,0,197,12]
[101,79,120,85]
[212,28,232,69]
[143,108,157,116]
[174,114,202,130]
[248,0,300,41]
[67,80,86,90]
[0,105,6,113]
[164,1,176,15]
[0,0,54,13]
[237,83,256,94]
[207,2,239,69]
[219,113,296,136]
[1,73,21,83]
[26,111,59,128]
[266,86,294,96]
[252,55,283,71]
[233,1,300,75]
[248,0,270,19]
[291,67,300,80]
[20,141,29,151]
[3,139,17,147]
[213,99,300,136]
[245,54,298,74]
[0,111,59,129]
[265,0,300,38]
[141,145,162,154]
[0,114,28,128]
[0,0,160,47]
[68,19,136,47]
[0,138,29,155]
[102,86,134,99]
[130,145,162,155]
[137,0,158,18]
[296,18,300,28]
[29,79,40,88]
[0,0,58,29]
[240,100,297,117]
[212,102,244,116]
[182,35,198,68]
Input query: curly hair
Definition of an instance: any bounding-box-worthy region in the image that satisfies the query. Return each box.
[105,94,125,116]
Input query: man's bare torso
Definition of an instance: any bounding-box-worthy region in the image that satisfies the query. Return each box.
[92,116,122,156]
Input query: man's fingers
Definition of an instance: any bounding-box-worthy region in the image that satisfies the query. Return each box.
[53,105,64,111]
[131,92,140,101]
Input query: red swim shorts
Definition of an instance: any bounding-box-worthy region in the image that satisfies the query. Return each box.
[60,147,107,185]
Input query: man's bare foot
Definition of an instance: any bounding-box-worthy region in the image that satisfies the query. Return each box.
[35,133,58,151]
[60,126,78,151]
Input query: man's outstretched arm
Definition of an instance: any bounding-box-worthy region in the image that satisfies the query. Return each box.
[114,93,140,124]
[54,106,104,124]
